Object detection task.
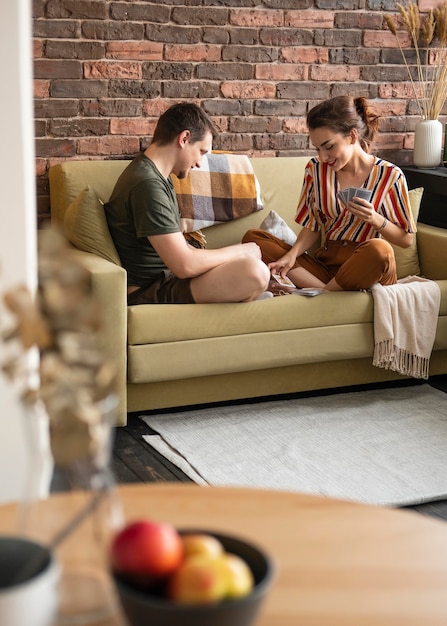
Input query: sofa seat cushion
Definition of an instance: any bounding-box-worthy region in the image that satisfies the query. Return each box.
[128,290,373,345]
[128,279,447,346]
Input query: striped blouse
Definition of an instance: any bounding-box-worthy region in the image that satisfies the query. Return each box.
[295,157,416,242]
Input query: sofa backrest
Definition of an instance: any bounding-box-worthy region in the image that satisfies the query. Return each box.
[49,160,130,230]
[49,155,423,280]
[49,156,310,249]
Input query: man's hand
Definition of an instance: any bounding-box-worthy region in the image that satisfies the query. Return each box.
[238,241,263,259]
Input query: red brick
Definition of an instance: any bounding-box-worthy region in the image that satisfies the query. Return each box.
[110,3,169,23]
[217,134,253,152]
[221,81,276,99]
[363,30,411,48]
[110,118,156,136]
[210,116,229,132]
[33,39,43,58]
[51,79,107,98]
[81,99,143,117]
[285,10,334,28]
[375,133,405,149]
[172,7,228,26]
[46,0,108,20]
[164,44,221,62]
[77,136,140,156]
[371,100,408,117]
[256,64,307,81]
[281,47,329,64]
[84,61,142,80]
[34,80,50,98]
[310,65,360,81]
[378,83,423,100]
[35,158,47,177]
[229,9,283,27]
[143,99,177,118]
[34,60,82,79]
[107,41,163,61]
[228,116,282,133]
[35,138,76,158]
[283,118,308,134]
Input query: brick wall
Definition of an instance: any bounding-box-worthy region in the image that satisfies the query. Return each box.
[33,0,446,223]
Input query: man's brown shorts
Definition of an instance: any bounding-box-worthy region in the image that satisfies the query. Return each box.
[127,271,195,305]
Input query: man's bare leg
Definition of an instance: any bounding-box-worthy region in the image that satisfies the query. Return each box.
[191,257,270,303]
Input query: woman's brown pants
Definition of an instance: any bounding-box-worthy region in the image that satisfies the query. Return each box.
[242,229,397,290]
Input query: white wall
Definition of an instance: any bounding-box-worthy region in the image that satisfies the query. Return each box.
[0,0,38,503]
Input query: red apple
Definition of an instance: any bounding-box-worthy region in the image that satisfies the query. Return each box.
[110,520,183,585]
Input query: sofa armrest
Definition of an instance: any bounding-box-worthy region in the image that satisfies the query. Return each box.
[417,223,447,280]
[69,249,128,426]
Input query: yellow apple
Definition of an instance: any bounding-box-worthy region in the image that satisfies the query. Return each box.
[181,533,224,560]
[217,553,254,599]
[168,555,228,604]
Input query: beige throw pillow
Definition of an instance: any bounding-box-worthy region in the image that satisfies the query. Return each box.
[259,210,297,246]
[393,187,423,279]
[63,185,121,266]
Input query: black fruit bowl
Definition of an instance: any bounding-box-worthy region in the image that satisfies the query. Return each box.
[112,530,275,626]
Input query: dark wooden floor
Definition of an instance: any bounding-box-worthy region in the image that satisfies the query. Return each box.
[112,374,447,522]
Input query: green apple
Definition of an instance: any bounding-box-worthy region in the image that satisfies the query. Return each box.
[168,554,228,604]
[217,553,254,598]
[181,533,224,560]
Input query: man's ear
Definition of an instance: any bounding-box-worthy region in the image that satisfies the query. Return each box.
[178,129,191,148]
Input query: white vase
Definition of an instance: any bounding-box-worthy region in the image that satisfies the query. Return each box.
[413,119,443,169]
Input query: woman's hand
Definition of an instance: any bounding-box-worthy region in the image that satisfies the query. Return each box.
[347,197,414,247]
[268,249,298,278]
[347,197,382,229]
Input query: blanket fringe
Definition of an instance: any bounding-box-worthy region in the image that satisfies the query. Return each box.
[373,339,430,380]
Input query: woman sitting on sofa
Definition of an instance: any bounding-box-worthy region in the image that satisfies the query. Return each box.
[243,95,416,292]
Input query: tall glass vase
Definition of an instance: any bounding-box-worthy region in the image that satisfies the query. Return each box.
[18,394,123,625]
[413,119,443,169]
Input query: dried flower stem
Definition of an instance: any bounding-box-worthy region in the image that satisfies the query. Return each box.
[385,1,447,120]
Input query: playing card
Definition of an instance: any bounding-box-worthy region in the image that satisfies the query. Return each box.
[347,187,356,202]
[271,274,296,288]
[337,189,348,204]
[352,187,372,201]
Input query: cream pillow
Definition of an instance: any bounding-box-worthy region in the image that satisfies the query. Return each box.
[63,185,122,266]
[259,210,297,246]
[392,187,423,279]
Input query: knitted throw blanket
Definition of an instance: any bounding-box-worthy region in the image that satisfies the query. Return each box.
[172,152,263,233]
[371,276,441,379]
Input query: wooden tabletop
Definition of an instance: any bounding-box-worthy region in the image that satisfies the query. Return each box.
[2,483,447,625]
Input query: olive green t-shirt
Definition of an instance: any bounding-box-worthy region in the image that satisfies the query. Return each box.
[104,153,181,286]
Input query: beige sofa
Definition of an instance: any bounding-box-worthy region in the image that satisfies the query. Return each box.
[49,157,447,426]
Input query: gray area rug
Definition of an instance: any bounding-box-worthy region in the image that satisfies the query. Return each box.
[140,384,447,507]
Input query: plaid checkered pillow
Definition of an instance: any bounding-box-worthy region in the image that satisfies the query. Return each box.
[172,153,263,233]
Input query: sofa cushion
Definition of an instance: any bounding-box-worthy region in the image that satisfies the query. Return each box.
[63,185,122,266]
[172,153,263,232]
[392,186,423,279]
